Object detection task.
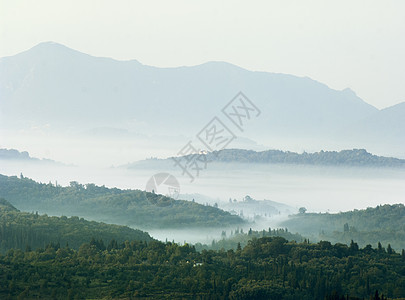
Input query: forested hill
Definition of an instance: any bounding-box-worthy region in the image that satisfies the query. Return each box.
[167,148,405,167]
[0,198,152,253]
[0,174,244,229]
[281,204,405,250]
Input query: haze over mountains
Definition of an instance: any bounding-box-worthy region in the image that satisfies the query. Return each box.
[3,2,405,297]
[1,42,404,165]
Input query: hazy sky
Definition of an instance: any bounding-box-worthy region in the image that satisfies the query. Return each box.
[1,0,404,109]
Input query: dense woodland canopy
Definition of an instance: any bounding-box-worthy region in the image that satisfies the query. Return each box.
[1,235,404,299]
[0,174,244,229]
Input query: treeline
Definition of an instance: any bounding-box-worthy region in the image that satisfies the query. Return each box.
[282,204,405,251]
[196,227,305,251]
[0,236,404,299]
[0,198,152,253]
[0,174,244,229]
[181,148,405,167]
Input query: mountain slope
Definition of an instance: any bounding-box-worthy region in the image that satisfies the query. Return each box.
[345,102,405,156]
[0,42,377,139]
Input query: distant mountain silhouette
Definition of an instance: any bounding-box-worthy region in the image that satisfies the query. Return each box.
[1,42,403,156]
[0,148,63,165]
[127,148,405,169]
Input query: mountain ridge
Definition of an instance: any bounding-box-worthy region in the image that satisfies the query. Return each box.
[1,42,403,159]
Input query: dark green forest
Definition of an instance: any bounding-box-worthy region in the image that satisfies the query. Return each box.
[1,236,404,299]
[1,198,403,299]
[0,198,151,253]
[0,174,243,229]
[169,148,405,168]
[281,204,405,251]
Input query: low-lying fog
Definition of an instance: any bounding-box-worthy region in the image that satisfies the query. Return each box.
[1,131,404,244]
[1,160,404,214]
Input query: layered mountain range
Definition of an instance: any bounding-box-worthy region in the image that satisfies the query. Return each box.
[1,42,404,158]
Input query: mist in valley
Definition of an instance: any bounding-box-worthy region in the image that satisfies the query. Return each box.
[1,146,404,245]
[2,2,405,298]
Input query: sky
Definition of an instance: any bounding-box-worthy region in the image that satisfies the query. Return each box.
[1,0,404,109]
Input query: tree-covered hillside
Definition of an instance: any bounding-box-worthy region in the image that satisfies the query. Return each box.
[281,204,405,250]
[0,236,404,299]
[0,174,244,229]
[166,148,405,168]
[0,198,152,253]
